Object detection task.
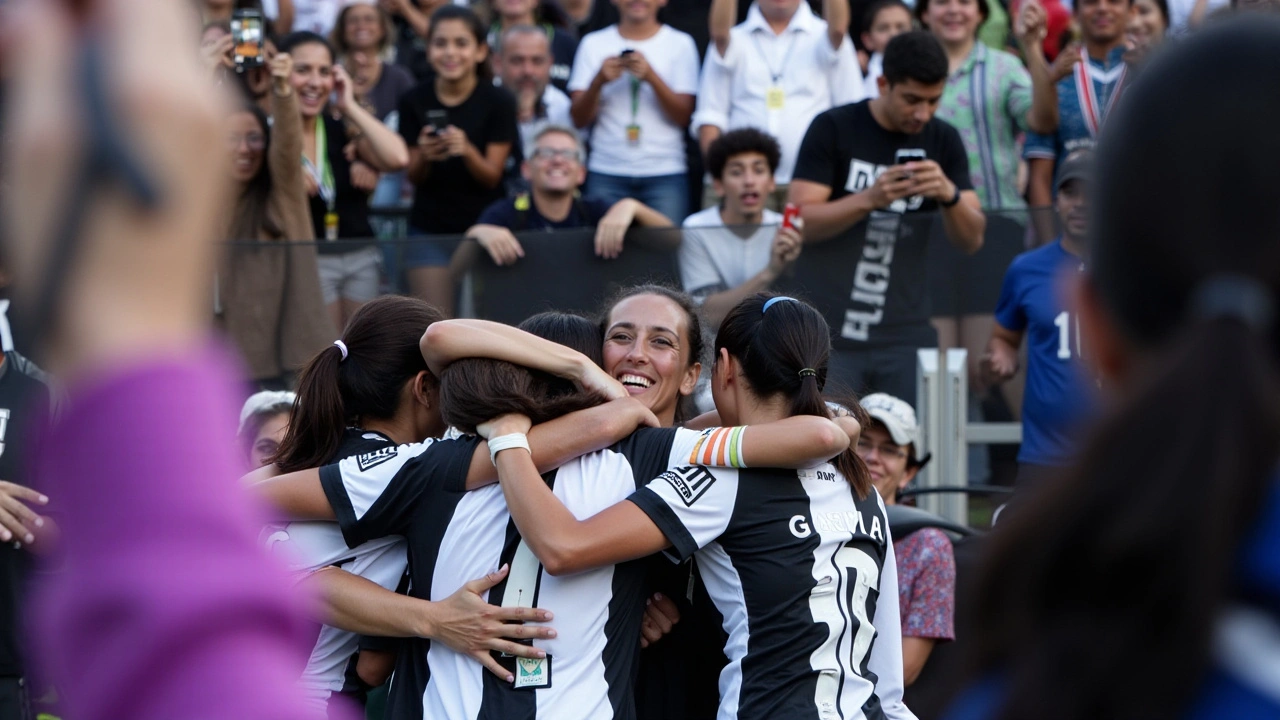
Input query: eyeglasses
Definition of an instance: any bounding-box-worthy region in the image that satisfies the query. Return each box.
[531,147,581,163]
[855,437,909,462]
[226,133,266,151]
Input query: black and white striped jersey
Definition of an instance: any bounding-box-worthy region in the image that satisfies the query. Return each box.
[630,463,915,720]
[318,426,712,720]
[264,429,405,712]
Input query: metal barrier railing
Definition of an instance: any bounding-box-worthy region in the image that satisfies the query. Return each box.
[915,348,1022,526]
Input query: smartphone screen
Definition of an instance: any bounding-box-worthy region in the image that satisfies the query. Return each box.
[426,109,449,135]
[231,10,265,68]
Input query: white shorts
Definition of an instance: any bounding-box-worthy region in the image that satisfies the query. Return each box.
[317,246,382,305]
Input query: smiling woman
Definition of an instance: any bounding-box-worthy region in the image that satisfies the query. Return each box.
[599,285,705,426]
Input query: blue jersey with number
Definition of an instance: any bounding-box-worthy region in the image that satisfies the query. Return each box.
[993,239,1096,466]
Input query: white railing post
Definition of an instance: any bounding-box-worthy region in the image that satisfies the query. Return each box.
[941,349,969,525]
[915,349,943,517]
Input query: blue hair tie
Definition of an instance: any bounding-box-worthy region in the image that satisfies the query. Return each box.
[762,296,798,314]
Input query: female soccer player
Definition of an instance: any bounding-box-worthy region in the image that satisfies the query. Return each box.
[481,293,915,720]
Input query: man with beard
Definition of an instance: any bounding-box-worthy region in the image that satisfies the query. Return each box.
[495,24,576,154]
[982,151,1098,493]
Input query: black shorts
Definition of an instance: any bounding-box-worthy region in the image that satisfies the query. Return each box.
[928,212,1028,317]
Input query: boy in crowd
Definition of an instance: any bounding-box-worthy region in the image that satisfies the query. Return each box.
[680,128,802,326]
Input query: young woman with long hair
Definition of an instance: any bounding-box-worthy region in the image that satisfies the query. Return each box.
[399,5,518,316]
[479,293,914,720]
[944,17,1280,720]
[218,49,333,387]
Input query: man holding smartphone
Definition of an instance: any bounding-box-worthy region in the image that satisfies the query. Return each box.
[786,30,985,403]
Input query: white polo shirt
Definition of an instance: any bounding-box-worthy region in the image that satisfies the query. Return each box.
[518,85,576,157]
[568,25,700,177]
[692,2,867,184]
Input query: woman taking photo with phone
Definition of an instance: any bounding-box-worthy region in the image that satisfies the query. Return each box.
[277,31,409,332]
[398,5,519,316]
[481,293,915,720]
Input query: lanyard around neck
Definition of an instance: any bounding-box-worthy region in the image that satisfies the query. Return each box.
[303,116,336,210]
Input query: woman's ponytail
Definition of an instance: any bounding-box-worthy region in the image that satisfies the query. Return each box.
[273,343,348,473]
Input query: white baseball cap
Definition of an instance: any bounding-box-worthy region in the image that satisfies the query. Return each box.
[238,390,297,437]
[860,393,922,461]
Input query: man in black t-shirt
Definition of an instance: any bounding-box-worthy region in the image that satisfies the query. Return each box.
[787,30,986,403]
[453,125,675,271]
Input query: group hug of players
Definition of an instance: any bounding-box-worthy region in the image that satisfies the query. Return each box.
[252,286,916,720]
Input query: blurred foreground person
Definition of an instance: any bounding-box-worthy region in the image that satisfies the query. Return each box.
[946,16,1280,720]
[1,0,337,718]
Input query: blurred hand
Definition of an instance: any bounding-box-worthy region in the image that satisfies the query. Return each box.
[515,87,539,123]
[332,64,356,113]
[768,224,802,275]
[349,161,379,192]
[1015,0,1048,48]
[0,480,48,545]
[469,225,525,266]
[981,345,1019,385]
[867,165,919,209]
[1,0,236,379]
[596,56,624,85]
[1051,42,1082,83]
[639,592,680,648]
[416,126,450,162]
[269,50,294,94]
[906,160,957,203]
[200,33,234,75]
[620,50,653,82]
[477,414,533,439]
[438,126,469,158]
[595,199,637,259]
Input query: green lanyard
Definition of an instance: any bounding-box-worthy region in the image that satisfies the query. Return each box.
[303,116,336,211]
[629,75,641,123]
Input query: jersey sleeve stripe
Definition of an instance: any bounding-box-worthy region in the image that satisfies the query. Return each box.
[628,489,699,562]
[688,431,710,465]
[729,426,745,468]
[320,464,365,548]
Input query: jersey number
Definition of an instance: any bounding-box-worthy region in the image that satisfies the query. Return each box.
[811,543,881,716]
[1054,311,1081,360]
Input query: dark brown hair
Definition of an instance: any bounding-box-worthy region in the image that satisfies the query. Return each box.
[273,296,445,472]
[715,293,871,498]
[227,103,285,240]
[439,312,606,434]
[960,17,1280,720]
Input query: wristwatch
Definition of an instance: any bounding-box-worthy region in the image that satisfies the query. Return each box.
[940,185,962,208]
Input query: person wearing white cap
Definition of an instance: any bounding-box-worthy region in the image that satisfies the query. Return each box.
[856,392,955,688]
[238,390,298,469]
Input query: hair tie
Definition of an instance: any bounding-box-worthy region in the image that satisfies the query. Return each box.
[763,296,798,314]
[1190,274,1274,332]
[334,340,349,361]
[798,368,817,378]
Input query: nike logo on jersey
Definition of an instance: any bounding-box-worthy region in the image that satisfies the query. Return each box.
[356,446,398,472]
[659,466,716,506]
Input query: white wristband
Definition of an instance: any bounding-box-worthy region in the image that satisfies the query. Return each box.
[488,433,531,466]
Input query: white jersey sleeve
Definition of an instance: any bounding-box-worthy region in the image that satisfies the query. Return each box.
[318,436,482,547]
[628,465,740,562]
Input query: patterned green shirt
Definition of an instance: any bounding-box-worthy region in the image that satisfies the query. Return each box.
[935,43,1033,210]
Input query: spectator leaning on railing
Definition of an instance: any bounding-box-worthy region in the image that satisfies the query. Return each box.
[453,125,675,272]
[695,0,864,210]
[568,0,700,224]
[278,30,409,332]
[217,49,333,388]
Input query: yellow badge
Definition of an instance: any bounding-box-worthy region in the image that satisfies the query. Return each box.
[765,86,785,111]
[626,124,642,145]
[324,211,339,241]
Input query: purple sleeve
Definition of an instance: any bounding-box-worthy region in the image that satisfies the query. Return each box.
[896,528,957,641]
[30,344,341,720]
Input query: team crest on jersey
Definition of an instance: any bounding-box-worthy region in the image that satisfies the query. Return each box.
[356,446,398,472]
[513,655,552,689]
[660,466,717,506]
